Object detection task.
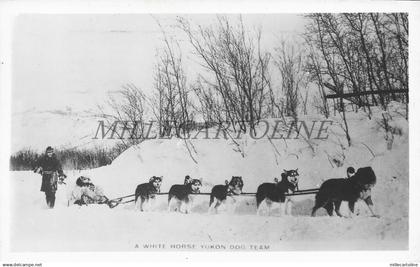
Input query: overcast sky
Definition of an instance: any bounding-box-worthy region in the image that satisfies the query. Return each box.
[12,14,306,115]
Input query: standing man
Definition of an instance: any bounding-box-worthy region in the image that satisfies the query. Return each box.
[34,146,66,208]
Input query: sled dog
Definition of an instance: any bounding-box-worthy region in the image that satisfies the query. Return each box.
[168,176,202,213]
[311,167,378,217]
[256,169,299,216]
[208,176,244,213]
[134,176,162,212]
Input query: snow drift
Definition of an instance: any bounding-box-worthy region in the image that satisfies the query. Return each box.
[9,103,408,251]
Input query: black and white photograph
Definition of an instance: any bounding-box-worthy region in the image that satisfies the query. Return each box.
[1,1,419,266]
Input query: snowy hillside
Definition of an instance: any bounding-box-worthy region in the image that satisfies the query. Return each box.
[11,107,114,153]
[9,104,408,251]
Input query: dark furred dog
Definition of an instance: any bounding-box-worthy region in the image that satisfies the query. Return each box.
[311,167,378,217]
[168,177,202,213]
[208,176,244,213]
[134,176,162,211]
[256,169,299,216]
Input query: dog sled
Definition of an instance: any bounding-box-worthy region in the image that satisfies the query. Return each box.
[68,176,121,208]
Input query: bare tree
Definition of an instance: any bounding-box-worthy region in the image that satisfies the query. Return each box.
[97,84,148,149]
[274,39,308,120]
[306,47,330,117]
[305,13,408,112]
[151,22,194,137]
[304,13,409,146]
[178,16,272,134]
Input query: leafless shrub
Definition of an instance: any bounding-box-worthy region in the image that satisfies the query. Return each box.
[274,39,309,121]
[178,16,272,135]
[151,21,195,137]
[97,84,148,149]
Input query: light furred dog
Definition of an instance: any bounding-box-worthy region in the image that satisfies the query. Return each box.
[134,176,162,212]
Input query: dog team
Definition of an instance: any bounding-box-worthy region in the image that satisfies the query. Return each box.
[35,146,378,217]
[130,166,378,217]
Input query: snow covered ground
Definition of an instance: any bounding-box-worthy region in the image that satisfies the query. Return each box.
[8,104,409,251]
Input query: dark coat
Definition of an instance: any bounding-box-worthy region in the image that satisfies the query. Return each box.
[316,166,377,203]
[168,184,195,203]
[209,176,244,206]
[256,178,296,207]
[134,182,159,203]
[34,154,64,192]
[311,166,377,216]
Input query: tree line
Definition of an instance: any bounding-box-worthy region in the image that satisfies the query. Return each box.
[10,145,127,171]
[100,13,409,149]
[12,13,407,171]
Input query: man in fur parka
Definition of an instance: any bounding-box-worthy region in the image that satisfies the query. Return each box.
[33,146,66,208]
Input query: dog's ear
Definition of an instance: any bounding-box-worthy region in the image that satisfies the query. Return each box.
[149,177,155,183]
[225,180,229,185]
[274,177,279,183]
[295,168,298,173]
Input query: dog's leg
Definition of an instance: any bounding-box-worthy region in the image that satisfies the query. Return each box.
[144,199,150,212]
[325,202,334,216]
[311,199,328,217]
[208,200,217,214]
[266,199,272,216]
[333,201,343,217]
[279,202,286,217]
[169,198,175,212]
[311,207,318,217]
[185,199,192,214]
[148,197,155,212]
[214,200,222,214]
[178,199,183,212]
[181,199,189,214]
[364,197,380,218]
[226,196,236,214]
[286,199,293,216]
[168,198,173,212]
[256,199,264,216]
[348,201,356,217]
[189,196,195,214]
[140,198,145,212]
[177,199,183,213]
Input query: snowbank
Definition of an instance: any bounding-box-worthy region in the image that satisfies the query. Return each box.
[9,104,409,250]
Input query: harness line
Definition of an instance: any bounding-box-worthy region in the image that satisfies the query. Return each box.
[109,188,320,204]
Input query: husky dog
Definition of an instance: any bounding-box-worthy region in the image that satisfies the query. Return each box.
[134,176,162,211]
[208,176,244,213]
[256,169,299,216]
[168,176,202,213]
[311,167,378,217]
